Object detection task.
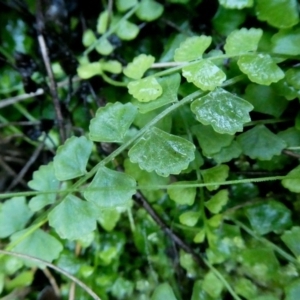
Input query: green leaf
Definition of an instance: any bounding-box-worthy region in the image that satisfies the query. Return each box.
[11,229,63,267]
[282,165,300,193]
[48,195,100,240]
[281,227,300,258]
[201,165,229,191]
[116,20,139,40]
[98,208,121,232]
[256,0,299,29]
[272,78,300,101]
[151,283,177,300]
[167,181,196,205]
[237,125,287,160]
[237,54,284,85]
[77,62,102,79]
[174,36,212,62]
[89,102,137,142]
[202,271,223,298]
[53,136,93,181]
[96,11,109,34]
[136,0,164,22]
[211,141,242,164]
[245,200,292,235]
[193,230,206,244]
[95,38,114,55]
[205,190,228,214]
[128,127,195,177]
[182,60,226,91]
[234,278,257,299]
[28,163,60,211]
[128,76,163,102]
[124,54,155,79]
[278,127,300,147]
[191,88,253,135]
[244,84,288,117]
[0,197,33,238]
[133,73,180,113]
[179,211,200,227]
[272,28,300,55]
[180,251,198,277]
[192,124,234,156]
[82,29,96,47]
[219,0,253,9]
[99,59,122,74]
[286,68,300,89]
[224,28,262,55]
[84,166,136,207]
[116,0,138,12]
[285,280,300,300]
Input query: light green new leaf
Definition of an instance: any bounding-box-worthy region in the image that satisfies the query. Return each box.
[84,166,136,207]
[11,229,63,267]
[136,0,164,22]
[116,0,138,12]
[179,211,200,227]
[237,54,285,85]
[98,208,121,232]
[77,62,102,79]
[28,163,60,211]
[281,227,300,258]
[48,195,100,240]
[95,38,114,55]
[151,283,177,300]
[237,125,287,160]
[191,88,253,135]
[219,0,253,9]
[116,20,139,40]
[245,200,292,235]
[89,102,137,142]
[124,54,155,79]
[133,73,180,113]
[97,11,109,34]
[82,29,96,47]
[201,165,229,191]
[256,0,299,29]
[0,197,33,238]
[205,190,229,214]
[286,68,300,89]
[211,140,242,164]
[99,59,122,74]
[128,127,195,177]
[174,35,212,62]
[53,136,93,181]
[224,28,262,55]
[192,124,234,156]
[167,181,196,205]
[282,165,300,193]
[202,271,223,298]
[128,76,163,102]
[272,28,300,56]
[182,60,226,91]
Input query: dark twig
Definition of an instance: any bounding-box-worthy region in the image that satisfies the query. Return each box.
[133,191,206,268]
[36,1,66,143]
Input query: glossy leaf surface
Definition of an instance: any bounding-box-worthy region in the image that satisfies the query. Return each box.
[123,54,155,79]
[191,88,253,135]
[48,195,100,240]
[245,200,292,235]
[224,28,262,55]
[11,229,63,266]
[182,60,226,91]
[53,136,93,181]
[128,76,163,102]
[89,102,137,142]
[0,197,33,238]
[201,165,229,191]
[219,0,253,9]
[174,35,212,62]
[237,125,287,160]
[128,127,195,177]
[237,54,284,85]
[84,167,136,207]
[136,0,164,21]
[28,163,60,211]
[282,165,300,193]
[256,0,299,29]
[133,73,180,113]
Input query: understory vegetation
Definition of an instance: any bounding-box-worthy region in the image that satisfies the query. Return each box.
[0,0,300,299]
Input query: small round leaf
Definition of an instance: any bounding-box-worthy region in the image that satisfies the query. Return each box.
[124,54,155,79]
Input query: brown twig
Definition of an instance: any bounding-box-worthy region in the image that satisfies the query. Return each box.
[133,191,206,268]
[282,149,300,159]
[43,267,61,297]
